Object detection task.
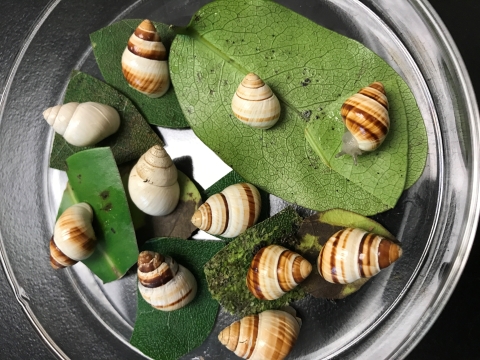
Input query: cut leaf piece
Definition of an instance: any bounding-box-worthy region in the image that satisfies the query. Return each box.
[130,237,225,360]
[64,147,138,283]
[49,71,163,171]
[90,19,189,128]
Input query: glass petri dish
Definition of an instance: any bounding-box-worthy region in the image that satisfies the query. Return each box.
[0,0,478,359]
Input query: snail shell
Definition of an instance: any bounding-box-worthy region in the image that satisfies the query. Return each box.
[231,73,281,129]
[128,145,180,216]
[218,309,301,360]
[246,245,312,300]
[336,82,390,165]
[317,227,402,284]
[43,102,120,147]
[137,250,197,311]
[49,203,96,269]
[190,183,261,238]
[121,19,170,98]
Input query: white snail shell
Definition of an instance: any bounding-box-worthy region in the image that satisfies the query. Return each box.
[317,227,402,284]
[218,309,301,360]
[43,102,120,147]
[50,203,96,269]
[246,245,312,300]
[137,250,197,311]
[231,73,281,129]
[190,183,261,238]
[336,82,390,165]
[121,19,170,98]
[128,145,180,216]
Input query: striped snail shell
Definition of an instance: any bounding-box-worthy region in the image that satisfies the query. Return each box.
[128,144,180,216]
[137,250,197,311]
[317,227,402,284]
[49,203,96,269]
[190,183,261,238]
[121,19,170,98]
[336,82,390,165]
[231,73,281,129]
[43,102,120,147]
[246,245,312,300]
[218,309,301,360]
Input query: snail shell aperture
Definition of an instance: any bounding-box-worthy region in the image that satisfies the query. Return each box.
[317,227,402,284]
[43,102,120,147]
[121,19,170,98]
[231,73,281,129]
[336,82,390,165]
[246,245,312,300]
[137,250,197,311]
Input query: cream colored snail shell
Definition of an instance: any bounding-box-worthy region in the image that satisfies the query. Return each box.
[317,227,402,284]
[336,81,390,165]
[231,73,281,129]
[128,144,180,216]
[49,203,96,269]
[43,102,120,147]
[218,309,301,360]
[191,183,261,238]
[121,19,170,98]
[137,250,197,311]
[246,245,312,300]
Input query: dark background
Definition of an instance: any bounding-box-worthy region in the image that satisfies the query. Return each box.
[0,0,479,359]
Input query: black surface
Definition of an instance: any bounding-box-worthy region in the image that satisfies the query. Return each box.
[0,0,479,359]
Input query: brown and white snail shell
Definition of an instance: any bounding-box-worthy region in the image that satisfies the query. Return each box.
[190,183,261,238]
[246,245,312,300]
[218,309,301,360]
[336,82,390,165]
[49,203,96,269]
[128,145,180,216]
[43,102,120,147]
[137,250,197,311]
[121,19,170,98]
[231,73,281,129]
[317,227,402,284]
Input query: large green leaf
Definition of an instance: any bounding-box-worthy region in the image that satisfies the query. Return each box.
[49,71,163,171]
[90,19,189,128]
[130,238,225,360]
[169,0,427,215]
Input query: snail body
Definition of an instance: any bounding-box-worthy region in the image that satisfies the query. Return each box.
[317,227,402,284]
[121,19,170,98]
[128,145,180,216]
[43,102,120,147]
[246,245,312,300]
[231,73,281,129]
[190,183,261,238]
[218,309,301,360]
[137,251,197,311]
[336,82,390,165]
[49,203,96,269]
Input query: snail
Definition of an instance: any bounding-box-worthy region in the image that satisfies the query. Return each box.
[218,309,301,360]
[137,250,197,311]
[43,102,120,147]
[335,81,390,165]
[121,19,170,98]
[190,183,261,238]
[317,227,402,284]
[128,144,180,216]
[246,245,312,300]
[49,203,96,269]
[231,73,281,129]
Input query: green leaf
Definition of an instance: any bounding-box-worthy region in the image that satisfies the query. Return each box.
[49,71,163,171]
[90,19,189,128]
[169,0,427,215]
[65,147,138,283]
[130,238,225,360]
